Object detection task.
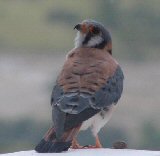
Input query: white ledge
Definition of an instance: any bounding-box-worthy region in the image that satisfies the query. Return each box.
[1,149,160,156]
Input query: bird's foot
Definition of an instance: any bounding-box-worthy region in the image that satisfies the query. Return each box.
[82,144,102,149]
[71,138,83,149]
[82,135,102,149]
[71,144,102,149]
[71,144,83,149]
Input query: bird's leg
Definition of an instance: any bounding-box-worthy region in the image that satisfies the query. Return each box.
[70,125,83,149]
[83,135,102,149]
[95,135,102,148]
[71,138,83,149]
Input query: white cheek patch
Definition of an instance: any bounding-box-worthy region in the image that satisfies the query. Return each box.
[74,32,86,48]
[87,36,103,47]
[74,32,103,48]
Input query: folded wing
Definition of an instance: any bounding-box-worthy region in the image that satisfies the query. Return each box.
[51,48,124,139]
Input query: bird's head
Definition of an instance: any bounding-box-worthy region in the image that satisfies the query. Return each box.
[74,19,112,54]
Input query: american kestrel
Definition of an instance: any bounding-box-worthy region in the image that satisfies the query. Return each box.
[35,19,124,153]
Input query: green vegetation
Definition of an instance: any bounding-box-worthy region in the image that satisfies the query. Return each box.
[0,0,160,60]
[140,122,160,150]
[0,119,50,153]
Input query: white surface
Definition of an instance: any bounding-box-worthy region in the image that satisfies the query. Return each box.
[1,149,160,156]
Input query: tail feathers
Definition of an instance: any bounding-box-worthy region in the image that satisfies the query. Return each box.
[35,125,81,153]
[35,139,51,153]
[35,127,72,153]
[35,139,71,153]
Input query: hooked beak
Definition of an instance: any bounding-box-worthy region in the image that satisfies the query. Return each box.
[74,23,88,34]
[74,24,81,31]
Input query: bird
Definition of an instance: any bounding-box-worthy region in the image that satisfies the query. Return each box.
[35,19,124,153]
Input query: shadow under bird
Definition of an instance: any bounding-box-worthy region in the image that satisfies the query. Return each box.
[35,19,124,153]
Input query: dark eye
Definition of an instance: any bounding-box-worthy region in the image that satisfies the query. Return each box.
[92,27,100,34]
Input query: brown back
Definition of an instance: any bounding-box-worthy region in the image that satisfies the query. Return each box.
[58,48,118,94]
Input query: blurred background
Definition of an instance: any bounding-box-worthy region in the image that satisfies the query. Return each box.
[0,0,160,153]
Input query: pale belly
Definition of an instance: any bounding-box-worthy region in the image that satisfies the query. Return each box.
[80,104,116,136]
